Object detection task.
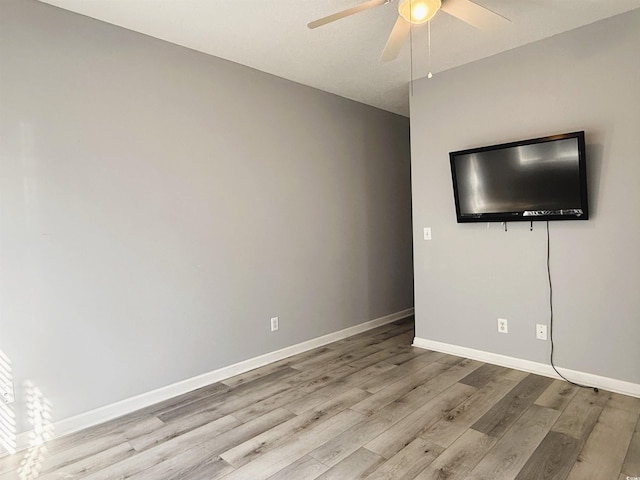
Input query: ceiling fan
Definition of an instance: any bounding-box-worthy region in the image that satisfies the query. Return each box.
[308,0,509,62]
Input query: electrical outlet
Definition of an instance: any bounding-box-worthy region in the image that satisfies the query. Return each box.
[423,227,432,240]
[270,316,279,332]
[498,318,508,334]
[536,324,548,340]
[0,383,14,404]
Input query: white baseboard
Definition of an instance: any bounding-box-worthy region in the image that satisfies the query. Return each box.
[10,308,414,453]
[412,336,640,399]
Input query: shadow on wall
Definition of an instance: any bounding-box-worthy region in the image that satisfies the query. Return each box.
[585,142,603,219]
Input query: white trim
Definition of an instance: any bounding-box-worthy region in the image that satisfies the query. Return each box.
[412,336,640,399]
[10,308,414,453]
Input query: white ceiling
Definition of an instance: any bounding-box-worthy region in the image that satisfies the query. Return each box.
[38,0,640,117]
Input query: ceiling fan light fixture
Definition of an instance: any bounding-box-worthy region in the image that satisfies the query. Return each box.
[398,0,441,24]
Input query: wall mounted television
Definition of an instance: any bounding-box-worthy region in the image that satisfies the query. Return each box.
[449,131,588,223]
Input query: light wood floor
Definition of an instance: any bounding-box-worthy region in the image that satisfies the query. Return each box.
[1,318,639,479]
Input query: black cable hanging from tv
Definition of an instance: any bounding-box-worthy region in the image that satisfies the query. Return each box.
[546,221,598,393]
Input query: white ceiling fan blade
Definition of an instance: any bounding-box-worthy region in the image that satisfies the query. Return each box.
[307,0,389,29]
[380,16,411,62]
[440,0,509,31]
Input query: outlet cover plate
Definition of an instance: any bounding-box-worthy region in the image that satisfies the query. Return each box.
[536,324,548,340]
[498,318,508,334]
[270,316,279,332]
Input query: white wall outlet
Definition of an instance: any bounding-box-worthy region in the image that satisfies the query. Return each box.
[498,318,508,334]
[0,383,15,404]
[270,316,279,332]
[423,227,432,240]
[536,324,548,340]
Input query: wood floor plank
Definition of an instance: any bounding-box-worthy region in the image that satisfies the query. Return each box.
[140,381,230,416]
[11,447,51,480]
[271,346,335,370]
[513,431,580,480]
[266,455,329,480]
[284,389,334,416]
[352,359,480,417]
[471,373,553,438]
[466,404,560,480]
[356,357,445,394]
[351,362,449,416]
[28,415,164,474]
[219,409,365,480]
[286,362,363,396]
[414,429,497,480]
[231,387,311,423]
[408,349,447,365]
[126,452,233,480]
[155,390,234,423]
[291,347,353,371]
[315,448,385,480]
[352,333,416,357]
[511,386,611,480]
[364,382,476,459]
[227,366,301,396]
[551,387,606,440]
[127,413,240,452]
[534,379,578,411]
[379,347,434,368]
[37,442,134,480]
[221,388,370,468]
[335,361,406,393]
[42,413,164,458]
[566,402,638,480]
[154,367,301,424]
[283,359,405,415]
[459,363,509,389]
[363,437,443,480]
[285,364,378,409]
[501,369,530,382]
[293,334,409,373]
[436,354,466,366]
[158,367,302,423]
[622,416,640,478]
[222,363,288,388]
[607,391,640,415]
[0,453,21,477]
[80,408,294,480]
[222,356,314,388]
[327,324,407,352]
[345,344,418,370]
[421,374,519,448]
[308,379,460,468]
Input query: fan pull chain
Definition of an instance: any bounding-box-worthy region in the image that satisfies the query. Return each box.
[427,19,433,78]
[409,0,414,95]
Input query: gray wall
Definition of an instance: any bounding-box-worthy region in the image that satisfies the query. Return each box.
[411,10,640,384]
[0,0,413,433]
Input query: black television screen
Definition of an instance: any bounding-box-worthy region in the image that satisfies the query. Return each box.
[449,131,588,223]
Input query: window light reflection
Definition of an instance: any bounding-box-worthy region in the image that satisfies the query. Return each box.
[0,349,17,455]
[18,382,54,479]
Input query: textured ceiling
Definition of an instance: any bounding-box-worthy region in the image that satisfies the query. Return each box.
[38,0,640,117]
